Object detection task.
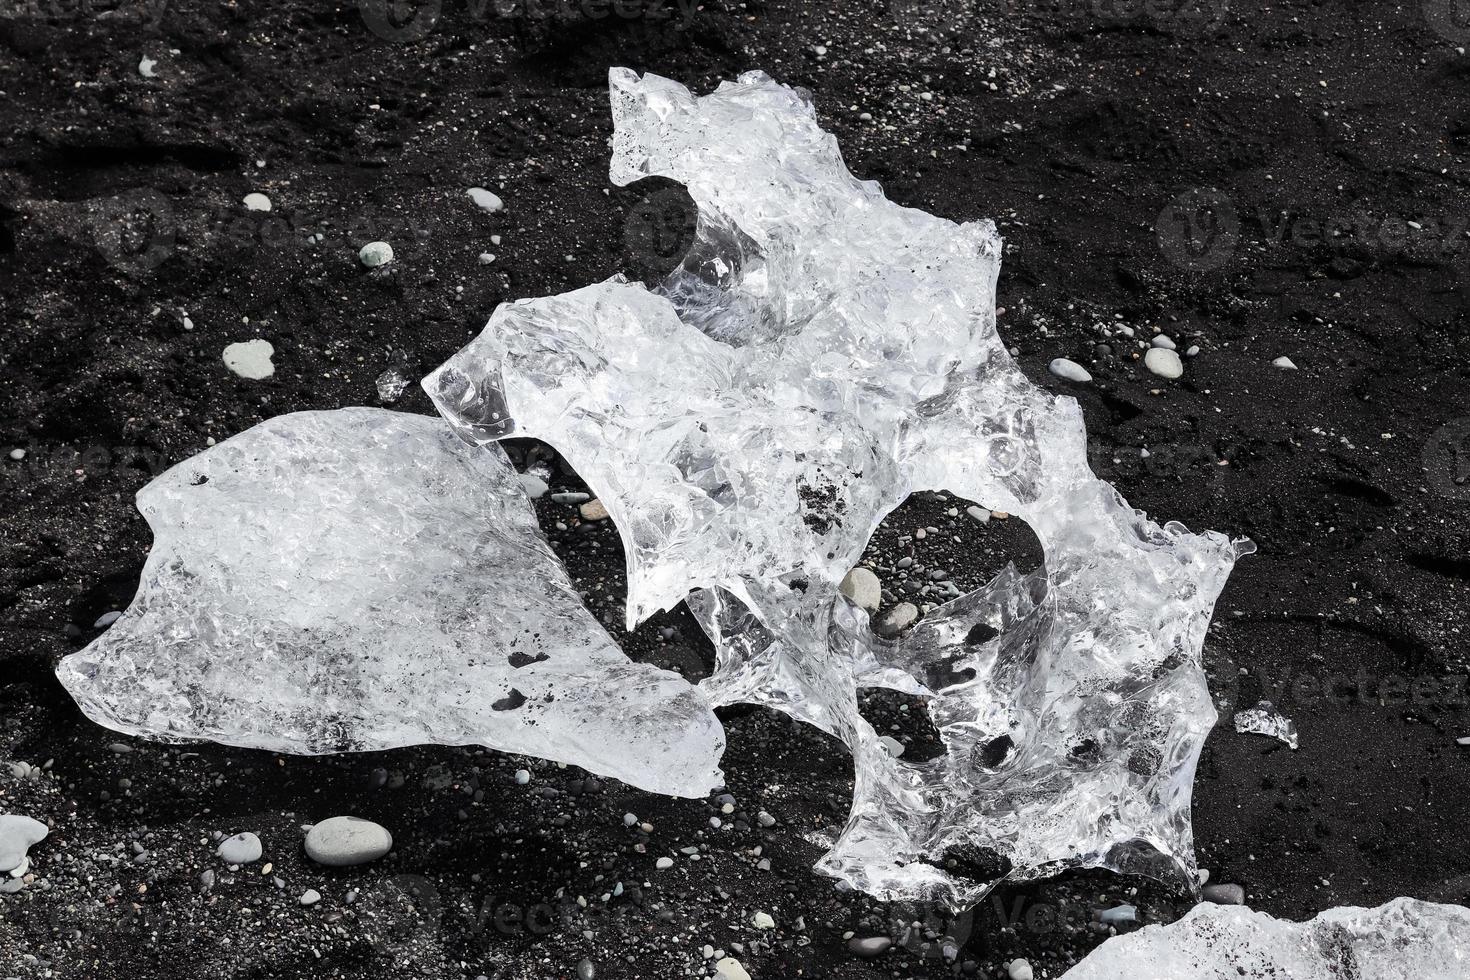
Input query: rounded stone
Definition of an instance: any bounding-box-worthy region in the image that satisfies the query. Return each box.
[1144,347,1183,379]
[847,936,892,958]
[839,567,882,613]
[358,241,394,268]
[1047,357,1091,383]
[216,831,262,865]
[242,193,272,212]
[304,816,393,867]
[222,339,276,380]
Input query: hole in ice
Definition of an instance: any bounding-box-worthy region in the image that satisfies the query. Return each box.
[507,652,549,669]
[491,689,528,711]
[977,733,1014,770]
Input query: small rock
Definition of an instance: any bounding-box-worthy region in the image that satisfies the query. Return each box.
[519,473,549,499]
[656,856,674,870]
[0,815,48,874]
[467,187,504,213]
[243,193,272,212]
[751,911,775,929]
[579,499,609,521]
[138,56,157,77]
[714,957,752,980]
[1144,347,1183,379]
[874,602,919,637]
[1008,958,1034,980]
[839,567,882,613]
[965,504,990,522]
[1048,357,1091,383]
[93,611,123,629]
[848,936,892,958]
[216,832,263,865]
[222,339,275,380]
[514,769,531,785]
[576,959,596,980]
[1202,883,1246,905]
[478,252,496,265]
[1150,334,1176,350]
[756,811,776,828]
[1272,355,1298,370]
[299,889,322,906]
[359,241,394,268]
[304,817,393,867]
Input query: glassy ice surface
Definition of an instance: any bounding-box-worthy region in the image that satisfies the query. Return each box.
[1233,700,1299,750]
[1060,898,1470,979]
[425,69,1252,907]
[56,408,724,799]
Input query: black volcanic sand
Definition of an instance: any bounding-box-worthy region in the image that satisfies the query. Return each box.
[2,1,1469,977]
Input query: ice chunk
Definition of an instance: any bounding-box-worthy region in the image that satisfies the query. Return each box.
[1233,700,1298,749]
[0,815,48,874]
[1060,898,1470,979]
[56,408,724,799]
[376,351,414,404]
[424,68,1250,907]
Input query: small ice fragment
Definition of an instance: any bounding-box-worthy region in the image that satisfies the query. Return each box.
[478,252,496,265]
[1233,700,1298,749]
[519,473,549,499]
[222,339,275,380]
[243,193,272,212]
[879,736,905,758]
[1060,898,1470,979]
[1272,355,1298,370]
[1144,347,1183,379]
[138,56,157,78]
[375,353,413,404]
[1048,358,1091,383]
[467,187,504,213]
[359,241,394,267]
[1097,904,1138,925]
[1456,736,1470,746]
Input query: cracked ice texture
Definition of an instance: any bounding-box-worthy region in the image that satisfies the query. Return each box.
[1060,898,1470,979]
[425,69,1250,906]
[56,408,724,799]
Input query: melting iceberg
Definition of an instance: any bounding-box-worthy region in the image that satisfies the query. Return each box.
[1060,898,1470,979]
[56,408,724,799]
[425,68,1252,907]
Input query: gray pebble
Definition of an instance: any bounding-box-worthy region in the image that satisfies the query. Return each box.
[577,959,596,980]
[1048,358,1091,383]
[1202,883,1246,905]
[304,816,393,867]
[874,602,919,637]
[839,567,882,613]
[848,936,892,958]
[0,816,48,875]
[216,832,263,865]
[299,889,322,906]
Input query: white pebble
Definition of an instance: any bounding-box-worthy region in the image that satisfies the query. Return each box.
[467,187,504,213]
[243,193,272,212]
[1144,347,1183,379]
[299,889,322,906]
[138,56,157,78]
[359,241,394,267]
[656,856,674,870]
[1008,957,1034,980]
[1150,334,1176,350]
[222,339,275,380]
[514,769,531,785]
[1048,357,1091,383]
[9,449,25,461]
[1272,355,1298,370]
[478,252,496,265]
